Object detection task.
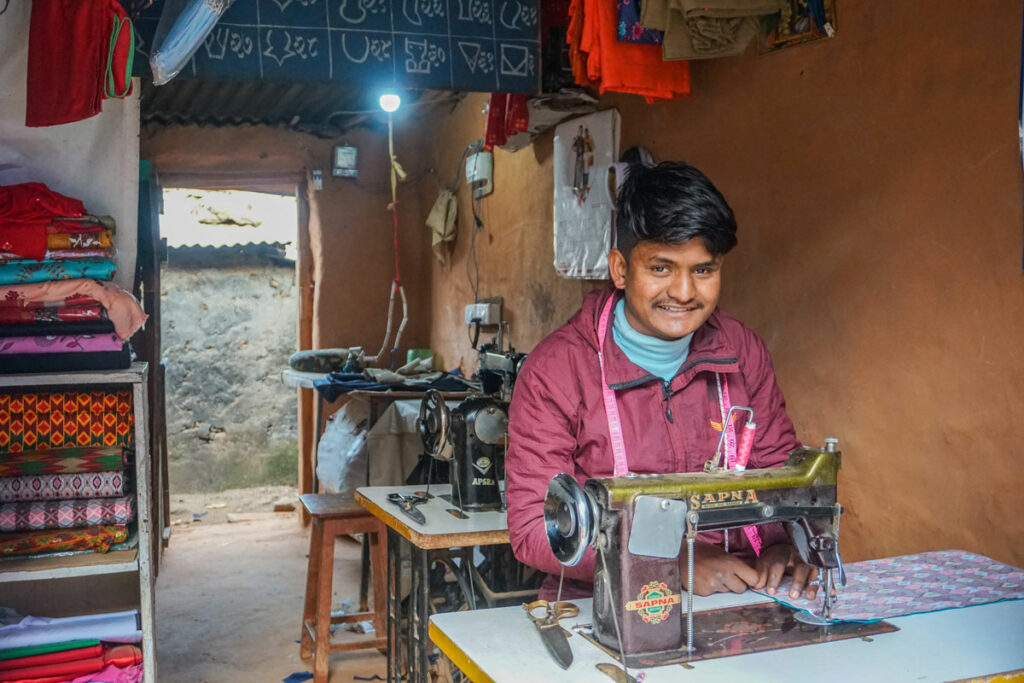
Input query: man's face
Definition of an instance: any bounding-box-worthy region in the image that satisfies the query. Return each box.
[608,239,722,341]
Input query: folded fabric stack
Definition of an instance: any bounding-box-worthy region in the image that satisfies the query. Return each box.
[0,390,135,560]
[0,183,146,374]
[0,611,143,683]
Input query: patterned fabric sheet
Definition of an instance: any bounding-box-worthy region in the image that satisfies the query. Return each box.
[0,303,104,324]
[754,550,1024,623]
[0,448,125,476]
[0,471,125,502]
[618,0,664,44]
[0,496,135,531]
[0,333,123,354]
[0,257,116,285]
[0,524,129,557]
[0,390,133,452]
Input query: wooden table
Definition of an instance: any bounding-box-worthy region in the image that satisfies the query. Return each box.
[430,587,1024,682]
[356,484,514,683]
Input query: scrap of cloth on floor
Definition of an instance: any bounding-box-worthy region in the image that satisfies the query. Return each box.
[754,549,1024,623]
[0,610,142,650]
[282,673,314,683]
[0,525,129,557]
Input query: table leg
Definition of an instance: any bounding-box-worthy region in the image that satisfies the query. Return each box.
[312,395,323,495]
[387,528,401,683]
[411,544,430,683]
[361,399,380,614]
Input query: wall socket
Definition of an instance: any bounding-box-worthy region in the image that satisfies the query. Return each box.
[464,300,501,325]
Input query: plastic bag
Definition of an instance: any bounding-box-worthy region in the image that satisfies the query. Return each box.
[149,0,236,85]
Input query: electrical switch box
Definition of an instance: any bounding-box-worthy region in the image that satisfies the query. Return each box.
[464,301,501,325]
[465,151,494,199]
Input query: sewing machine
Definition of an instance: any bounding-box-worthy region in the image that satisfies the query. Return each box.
[544,438,845,661]
[416,340,526,512]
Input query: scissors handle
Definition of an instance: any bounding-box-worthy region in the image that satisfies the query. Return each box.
[523,600,578,626]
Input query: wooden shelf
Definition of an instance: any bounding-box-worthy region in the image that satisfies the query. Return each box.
[0,548,138,582]
[0,362,148,388]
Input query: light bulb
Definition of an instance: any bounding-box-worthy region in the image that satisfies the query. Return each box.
[379,93,401,113]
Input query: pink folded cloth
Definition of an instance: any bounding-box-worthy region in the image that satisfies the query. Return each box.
[69,663,144,683]
[0,280,146,340]
[0,334,123,354]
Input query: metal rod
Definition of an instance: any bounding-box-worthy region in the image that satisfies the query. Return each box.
[686,533,695,653]
[386,528,400,683]
[598,545,630,683]
[417,546,429,681]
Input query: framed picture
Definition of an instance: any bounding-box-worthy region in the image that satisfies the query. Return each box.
[759,0,836,53]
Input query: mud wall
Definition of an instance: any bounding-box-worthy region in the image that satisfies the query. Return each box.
[161,264,298,492]
[418,1,1024,566]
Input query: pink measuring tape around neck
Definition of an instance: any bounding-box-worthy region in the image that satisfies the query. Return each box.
[597,295,630,477]
[598,293,762,555]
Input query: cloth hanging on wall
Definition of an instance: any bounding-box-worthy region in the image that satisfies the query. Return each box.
[425,191,457,269]
[660,0,781,61]
[574,0,691,101]
[25,0,134,127]
[617,0,664,44]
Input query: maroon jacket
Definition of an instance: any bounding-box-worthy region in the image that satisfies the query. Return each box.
[506,285,801,598]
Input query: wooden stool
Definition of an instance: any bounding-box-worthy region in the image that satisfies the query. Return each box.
[300,494,388,683]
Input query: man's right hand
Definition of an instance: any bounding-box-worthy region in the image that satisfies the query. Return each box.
[680,541,760,595]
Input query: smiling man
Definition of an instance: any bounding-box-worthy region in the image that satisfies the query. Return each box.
[506,161,818,603]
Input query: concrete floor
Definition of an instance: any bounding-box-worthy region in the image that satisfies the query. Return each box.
[155,513,387,683]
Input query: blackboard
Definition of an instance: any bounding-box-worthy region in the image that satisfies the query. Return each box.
[134,0,540,93]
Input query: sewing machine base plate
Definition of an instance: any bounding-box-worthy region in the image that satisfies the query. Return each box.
[578,602,898,668]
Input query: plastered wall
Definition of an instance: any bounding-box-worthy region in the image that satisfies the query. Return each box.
[418,1,1024,566]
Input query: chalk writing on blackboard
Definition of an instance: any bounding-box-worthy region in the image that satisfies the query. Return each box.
[133,0,539,92]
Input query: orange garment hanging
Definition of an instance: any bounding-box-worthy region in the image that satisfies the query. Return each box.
[572,0,691,102]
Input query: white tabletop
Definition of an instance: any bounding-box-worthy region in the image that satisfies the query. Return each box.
[356,484,509,550]
[430,591,1024,683]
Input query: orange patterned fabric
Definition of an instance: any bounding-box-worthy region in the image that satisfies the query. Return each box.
[569,0,690,102]
[0,524,128,557]
[0,391,133,452]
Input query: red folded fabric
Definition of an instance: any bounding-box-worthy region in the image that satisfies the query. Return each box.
[0,645,102,673]
[0,185,87,228]
[0,645,140,682]
[24,0,135,128]
[0,227,45,262]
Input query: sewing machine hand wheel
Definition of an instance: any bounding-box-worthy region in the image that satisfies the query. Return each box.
[544,473,599,567]
[418,389,450,459]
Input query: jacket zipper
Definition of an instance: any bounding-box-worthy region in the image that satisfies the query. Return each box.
[661,381,674,423]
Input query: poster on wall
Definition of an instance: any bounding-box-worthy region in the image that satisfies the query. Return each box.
[552,109,620,279]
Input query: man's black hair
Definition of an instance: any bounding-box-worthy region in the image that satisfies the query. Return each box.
[615,162,738,260]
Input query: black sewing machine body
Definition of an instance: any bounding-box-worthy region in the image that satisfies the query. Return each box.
[546,446,844,658]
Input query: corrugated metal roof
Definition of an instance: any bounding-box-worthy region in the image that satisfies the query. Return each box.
[140,79,457,137]
[166,241,294,268]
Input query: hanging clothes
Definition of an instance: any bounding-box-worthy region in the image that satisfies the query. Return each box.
[25,0,134,127]
[574,0,691,102]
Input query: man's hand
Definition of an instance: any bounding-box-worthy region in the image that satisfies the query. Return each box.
[754,543,818,600]
[681,541,761,596]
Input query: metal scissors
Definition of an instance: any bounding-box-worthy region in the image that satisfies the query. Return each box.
[386,492,428,525]
[523,600,580,669]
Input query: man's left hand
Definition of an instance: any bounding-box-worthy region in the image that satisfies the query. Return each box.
[754,544,818,600]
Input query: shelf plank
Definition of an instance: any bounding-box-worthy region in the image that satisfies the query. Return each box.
[0,362,148,388]
[0,548,138,582]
